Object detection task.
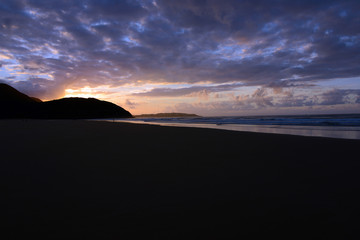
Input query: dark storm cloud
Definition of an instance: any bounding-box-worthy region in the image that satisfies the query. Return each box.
[0,0,359,98]
[154,0,360,84]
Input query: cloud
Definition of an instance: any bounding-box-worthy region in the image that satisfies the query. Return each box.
[320,89,360,105]
[132,83,243,97]
[0,0,359,114]
[125,99,138,109]
[169,88,360,116]
[233,88,360,109]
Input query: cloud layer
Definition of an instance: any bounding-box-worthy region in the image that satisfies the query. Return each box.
[1,0,360,114]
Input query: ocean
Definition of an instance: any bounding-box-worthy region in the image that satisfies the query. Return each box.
[111,114,360,140]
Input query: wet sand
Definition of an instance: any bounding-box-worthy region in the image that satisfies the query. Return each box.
[1,120,360,239]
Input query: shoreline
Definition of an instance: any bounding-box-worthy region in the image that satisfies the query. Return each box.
[107,119,360,140]
[1,120,360,239]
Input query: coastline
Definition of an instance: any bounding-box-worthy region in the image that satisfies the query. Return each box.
[111,118,360,140]
[1,120,360,239]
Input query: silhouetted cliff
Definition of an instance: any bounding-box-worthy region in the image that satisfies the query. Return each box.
[0,83,132,119]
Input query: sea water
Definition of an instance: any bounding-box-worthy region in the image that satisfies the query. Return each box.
[111,114,360,140]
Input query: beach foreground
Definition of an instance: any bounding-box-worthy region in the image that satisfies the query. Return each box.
[1,120,360,239]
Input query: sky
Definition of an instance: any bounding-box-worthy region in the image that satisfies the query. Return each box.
[1,0,360,116]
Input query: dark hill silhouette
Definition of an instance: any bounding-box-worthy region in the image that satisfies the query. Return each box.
[0,83,38,118]
[0,83,132,119]
[40,97,132,119]
[0,83,37,103]
[30,97,43,102]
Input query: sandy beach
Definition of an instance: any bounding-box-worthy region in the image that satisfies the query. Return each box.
[1,120,360,239]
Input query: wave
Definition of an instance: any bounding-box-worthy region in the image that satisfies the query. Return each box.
[135,114,360,127]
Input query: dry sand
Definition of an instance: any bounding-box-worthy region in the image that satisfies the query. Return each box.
[1,120,360,239]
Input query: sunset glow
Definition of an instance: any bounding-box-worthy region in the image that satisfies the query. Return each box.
[64,87,104,99]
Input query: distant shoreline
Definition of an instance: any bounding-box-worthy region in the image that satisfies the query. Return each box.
[135,112,200,118]
[109,113,360,140]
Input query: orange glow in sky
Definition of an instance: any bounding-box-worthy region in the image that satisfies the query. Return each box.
[64,87,104,99]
